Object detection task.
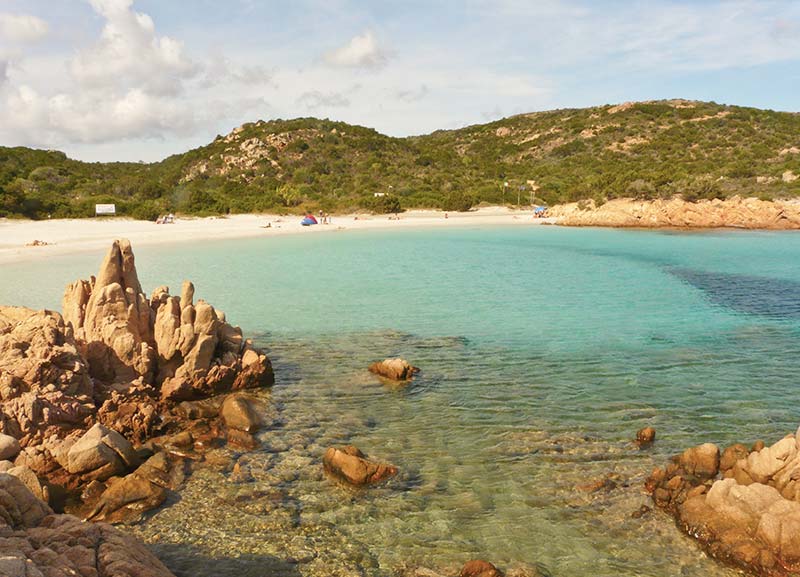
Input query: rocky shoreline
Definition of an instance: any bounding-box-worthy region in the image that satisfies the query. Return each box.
[646,431,800,576]
[0,239,275,575]
[548,197,800,229]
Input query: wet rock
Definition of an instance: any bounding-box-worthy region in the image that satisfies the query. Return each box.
[221,393,262,432]
[635,426,656,447]
[720,443,750,474]
[461,560,504,577]
[84,472,167,524]
[0,433,20,460]
[323,445,398,485]
[678,442,720,479]
[226,428,260,451]
[66,423,140,481]
[368,357,419,381]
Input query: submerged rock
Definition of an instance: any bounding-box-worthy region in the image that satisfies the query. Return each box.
[461,560,504,577]
[323,445,398,485]
[221,393,262,432]
[635,426,656,447]
[368,357,419,381]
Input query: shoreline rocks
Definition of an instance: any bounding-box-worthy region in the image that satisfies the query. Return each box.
[0,472,176,577]
[0,239,275,526]
[549,196,800,229]
[646,430,800,576]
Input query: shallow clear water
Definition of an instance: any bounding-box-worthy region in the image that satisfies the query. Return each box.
[4,226,800,576]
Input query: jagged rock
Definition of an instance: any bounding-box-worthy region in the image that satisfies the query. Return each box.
[323,445,398,485]
[66,424,140,481]
[368,357,419,381]
[461,560,504,577]
[648,430,800,577]
[0,474,175,576]
[0,433,19,460]
[63,239,156,383]
[221,393,262,432]
[0,307,93,446]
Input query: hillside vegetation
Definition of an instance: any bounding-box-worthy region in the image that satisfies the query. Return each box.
[1,100,799,219]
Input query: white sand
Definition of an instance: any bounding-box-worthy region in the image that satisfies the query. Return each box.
[0,207,555,264]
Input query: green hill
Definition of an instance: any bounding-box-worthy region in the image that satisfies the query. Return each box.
[2,100,799,219]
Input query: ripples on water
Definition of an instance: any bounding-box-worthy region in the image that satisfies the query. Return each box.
[3,226,800,577]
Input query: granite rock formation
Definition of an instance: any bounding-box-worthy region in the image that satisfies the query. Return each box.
[0,472,175,577]
[646,429,800,576]
[549,197,800,229]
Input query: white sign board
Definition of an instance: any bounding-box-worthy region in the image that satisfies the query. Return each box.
[95,204,116,215]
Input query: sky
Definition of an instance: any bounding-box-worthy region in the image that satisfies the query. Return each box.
[0,0,799,162]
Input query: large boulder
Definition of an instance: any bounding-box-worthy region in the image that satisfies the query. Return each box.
[66,423,140,481]
[0,433,19,460]
[323,445,398,486]
[678,443,720,479]
[220,393,262,432]
[368,358,419,381]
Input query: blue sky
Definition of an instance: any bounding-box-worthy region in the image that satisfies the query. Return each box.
[0,0,798,162]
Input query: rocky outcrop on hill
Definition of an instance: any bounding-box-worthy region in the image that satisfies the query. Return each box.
[549,197,800,229]
[0,239,274,526]
[0,472,175,577]
[646,430,800,576]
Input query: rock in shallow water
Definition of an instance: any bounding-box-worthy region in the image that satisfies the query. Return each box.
[323,445,398,486]
[368,357,419,381]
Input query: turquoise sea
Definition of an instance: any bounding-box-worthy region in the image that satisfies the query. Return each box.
[3,226,800,577]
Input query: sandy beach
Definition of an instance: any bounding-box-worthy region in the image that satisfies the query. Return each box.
[0,207,553,264]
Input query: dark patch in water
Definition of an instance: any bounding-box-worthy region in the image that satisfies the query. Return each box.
[669,267,800,319]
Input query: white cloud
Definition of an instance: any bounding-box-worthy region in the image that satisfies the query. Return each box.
[0,13,49,43]
[297,90,351,109]
[323,31,388,69]
[71,0,198,96]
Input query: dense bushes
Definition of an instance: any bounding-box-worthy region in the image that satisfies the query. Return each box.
[1,102,799,219]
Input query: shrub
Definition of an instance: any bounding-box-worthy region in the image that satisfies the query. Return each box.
[367,194,403,214]
[441,190,475,212]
